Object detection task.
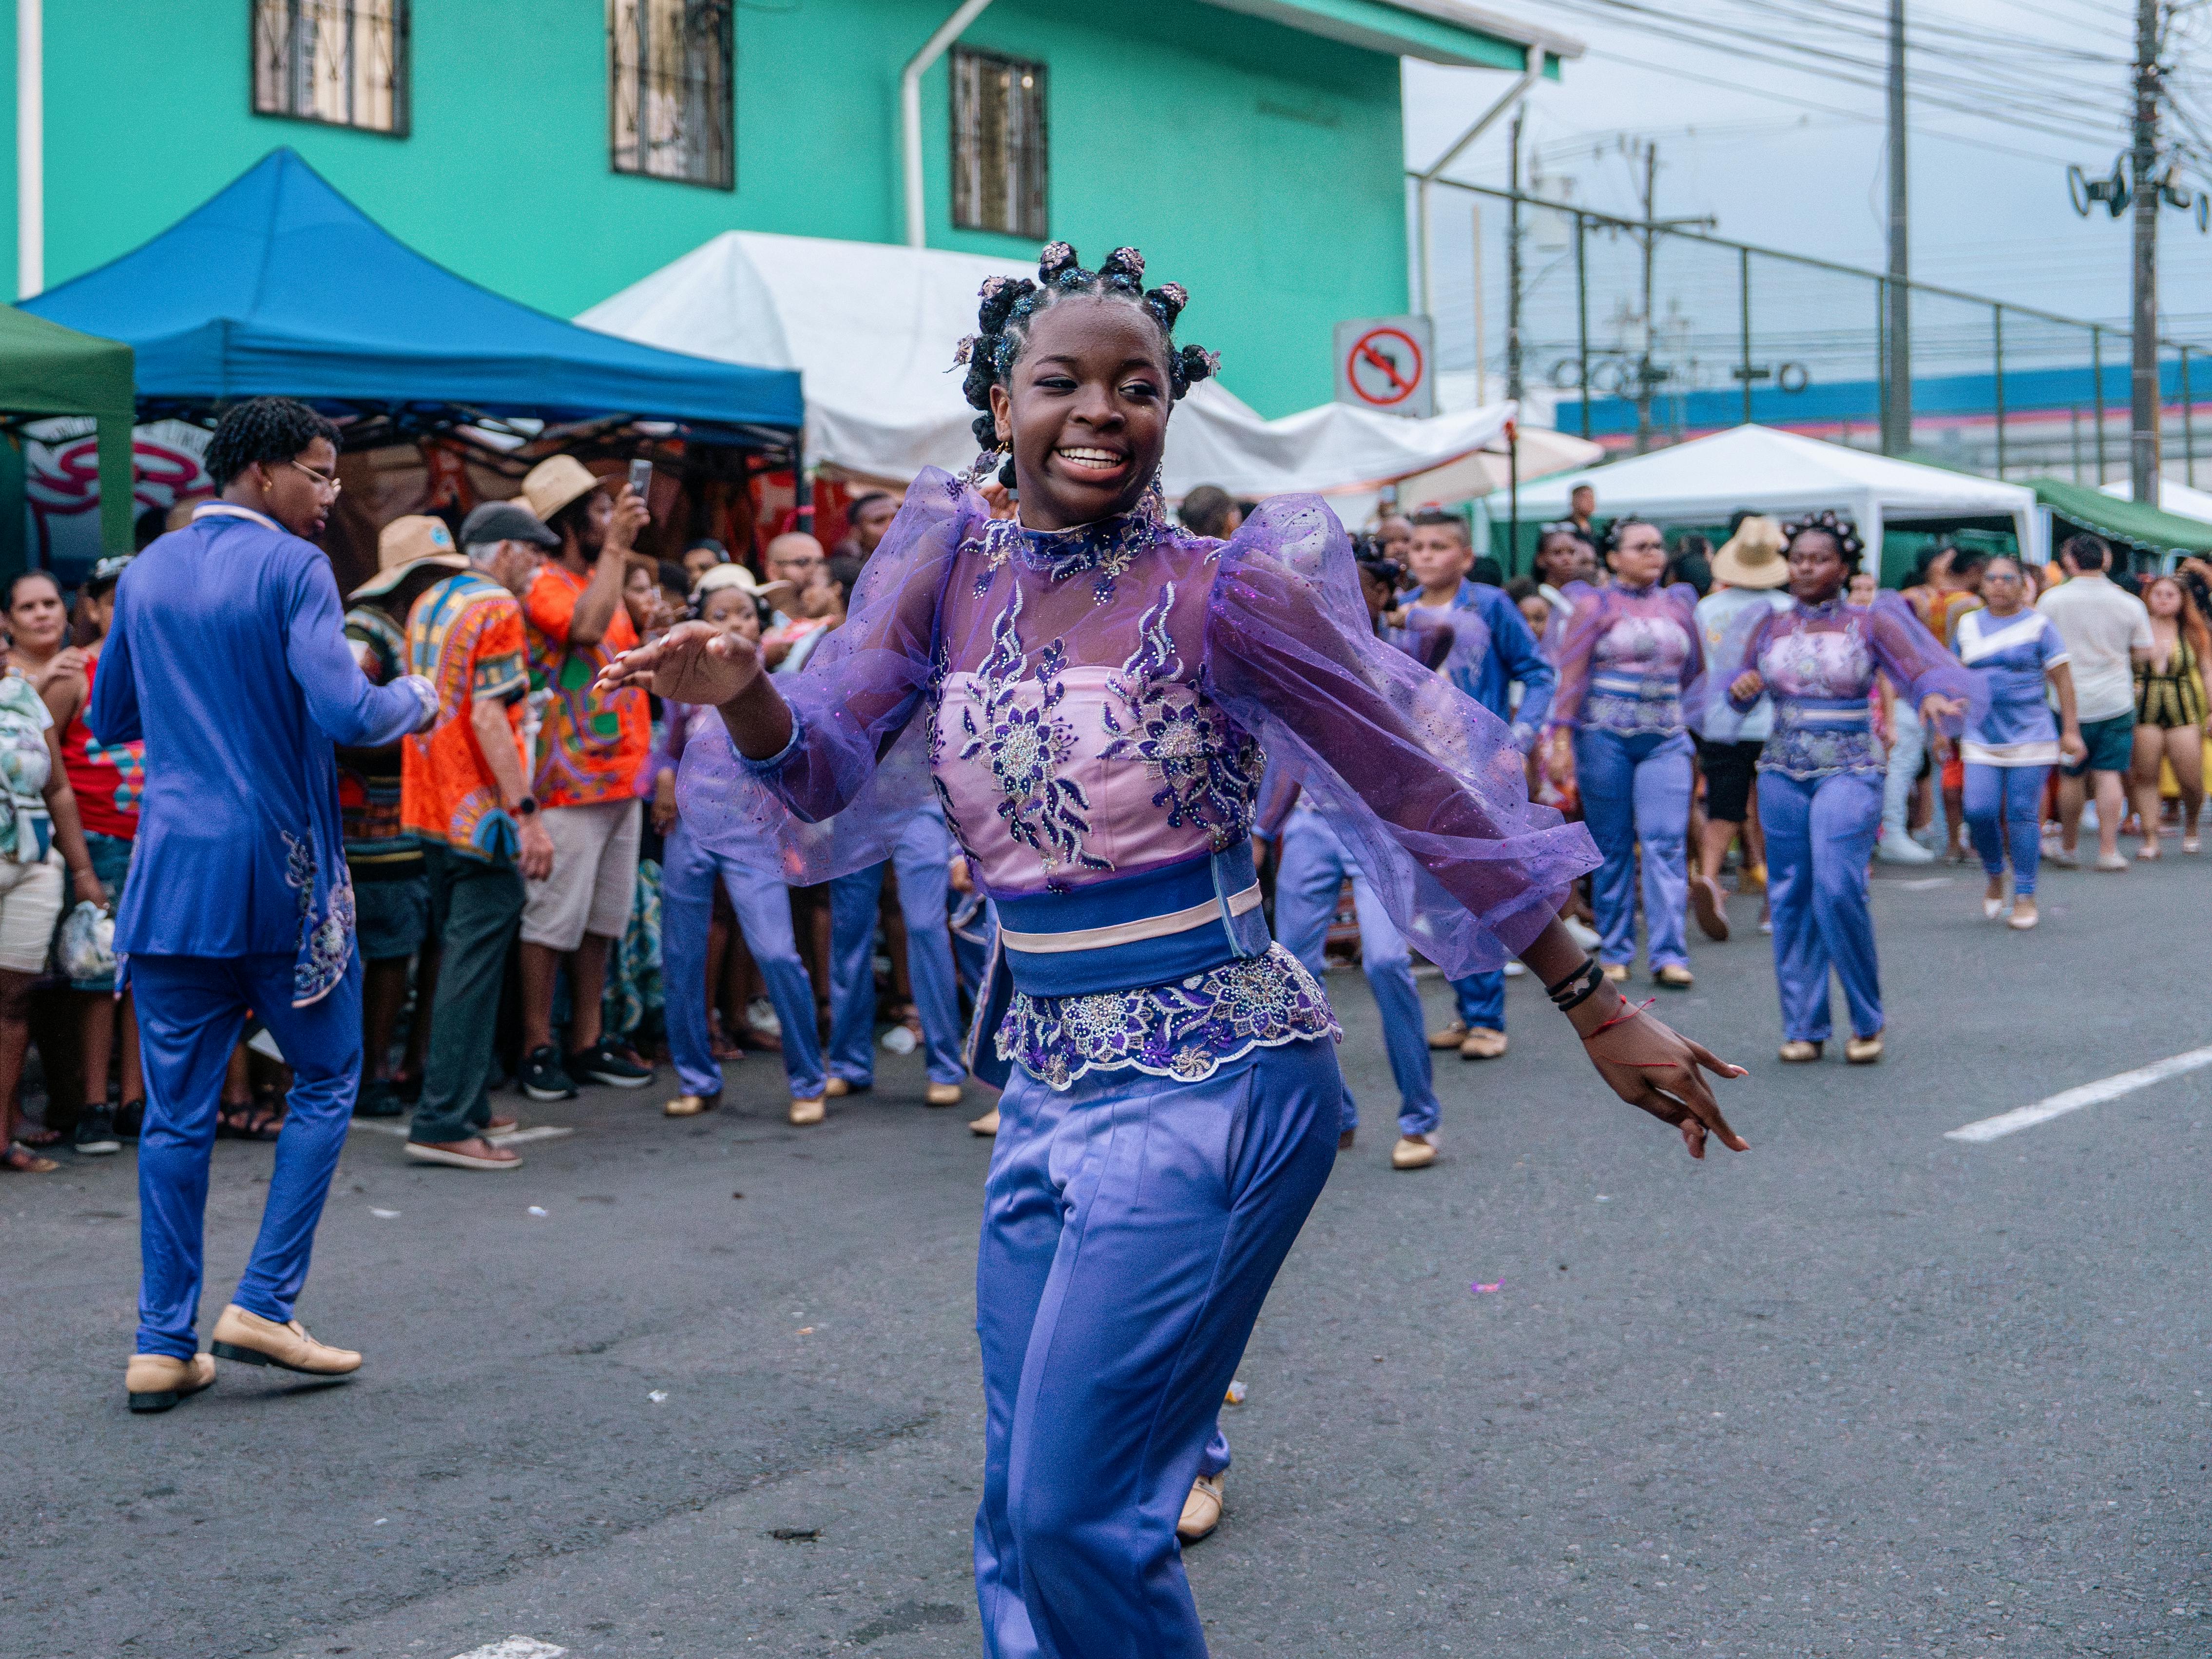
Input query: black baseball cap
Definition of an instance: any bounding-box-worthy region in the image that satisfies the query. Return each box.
[461,500,560,550]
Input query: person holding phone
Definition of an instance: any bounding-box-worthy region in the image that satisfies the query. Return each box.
[512,455,656,1103]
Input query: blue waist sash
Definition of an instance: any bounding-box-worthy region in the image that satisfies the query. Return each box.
[960,847,1271,1090]
[1591,671,1678,699]
[1777,694,1871,726]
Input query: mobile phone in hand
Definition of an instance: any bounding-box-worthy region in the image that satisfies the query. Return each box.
[627,458,652,499]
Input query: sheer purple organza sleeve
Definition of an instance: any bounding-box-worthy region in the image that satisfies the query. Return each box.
[1865,591,1983,735]
[674,472,975,881]
[1545,580,1608,729]
[1204,498,1599,977]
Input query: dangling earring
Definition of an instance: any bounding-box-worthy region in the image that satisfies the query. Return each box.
[1141,463,1167,517]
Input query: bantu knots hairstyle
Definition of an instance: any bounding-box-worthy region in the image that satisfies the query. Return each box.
[953,243,1220,488]
[1783,509,1866,568]
[204,396,342,489]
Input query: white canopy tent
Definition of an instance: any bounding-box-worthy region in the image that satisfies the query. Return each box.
[1487,424,2044,565]
[576,231,1556,502]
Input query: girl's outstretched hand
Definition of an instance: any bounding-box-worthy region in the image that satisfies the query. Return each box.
[595,620,763,708]
[1570,988,1749,1159]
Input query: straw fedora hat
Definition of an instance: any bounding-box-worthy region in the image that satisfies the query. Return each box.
[693,562,794,607]
[520,454,609,524]
[1711,515,1789,589]
[351,514,467,599]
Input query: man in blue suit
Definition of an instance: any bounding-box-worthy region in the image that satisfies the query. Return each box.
[94,398,434,1413]
[1402,511,1556,1062]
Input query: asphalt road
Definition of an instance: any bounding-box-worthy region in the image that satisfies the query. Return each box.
[7,852,2212,1659]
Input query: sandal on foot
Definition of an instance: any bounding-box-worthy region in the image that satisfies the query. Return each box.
[216,1104,283,1142]
[3,1141,58,1172]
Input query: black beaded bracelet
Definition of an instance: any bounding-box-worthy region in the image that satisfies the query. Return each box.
[1546,955,1603,1010]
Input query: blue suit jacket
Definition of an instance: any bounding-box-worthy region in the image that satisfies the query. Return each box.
[90,505,424,1001]
[1437,578,1555,748]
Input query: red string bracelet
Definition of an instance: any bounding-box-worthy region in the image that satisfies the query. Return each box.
[1588,997,1654,1037]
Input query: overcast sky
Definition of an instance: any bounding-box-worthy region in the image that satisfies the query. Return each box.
[1398,0,2212,394]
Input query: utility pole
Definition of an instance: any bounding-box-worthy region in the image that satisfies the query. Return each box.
[1507,108,1526,407]
[1635,139,1659,454]
[1883,0,1911,456]
[2131,0,2163,506]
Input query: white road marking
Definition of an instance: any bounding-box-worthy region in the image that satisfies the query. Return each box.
[1892,877,1954,890]
[449,1641,565,1659]
[1944,1042,2212,1142]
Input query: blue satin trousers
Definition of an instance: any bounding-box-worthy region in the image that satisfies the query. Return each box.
[1574,726,1693,970]
[133,950,362,1360]
[827,809,966,1087]
[1758,769,1885,1042]
[974,1038,1341,1658]
[1269,810,1440,1137]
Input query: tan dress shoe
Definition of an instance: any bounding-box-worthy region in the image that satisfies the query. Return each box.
[1457,1026,1507,1061]
[823,1077,851,1099]
[210,1304,362,1376]
[968,1107,1000,1137]
[1601,963,1630,983]
[1177,1474,1225,1543]
[789,1094,827,1126]
[925,1082,964,1108]
[1846,1033,1884,1064]
[2008,899,2039,930]
[1426,1017,1469,1051]
[1778,1040,1822,1062]
[1391,1134,1438,1171]
[664,1093,715,1118]
[126,1351,216,1413]
[1654,964,1694,989]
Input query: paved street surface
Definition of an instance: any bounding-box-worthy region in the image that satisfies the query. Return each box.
[7,855,2211,1659]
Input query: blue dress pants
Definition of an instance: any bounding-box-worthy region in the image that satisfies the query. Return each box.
[1964,762,2048,897]
[827,809,965,1087]
[660,820,826,1102]
[1269,810,1439,1137]
[975,1039,1340,1659]
[1574,727,1693,971]
[132,950,363,1361]
[1758,770,1885,1042]
[1449,969,1506,1033]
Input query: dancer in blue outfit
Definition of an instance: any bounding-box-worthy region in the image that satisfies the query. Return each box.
[1403,511,1555,1059]
[1548,519,1704,988]
[654,569,830,1124]
[1955,557,2084,931]
[603,245,1745,1659]
[1725,514,1972,1064]
[95,399,435,1413]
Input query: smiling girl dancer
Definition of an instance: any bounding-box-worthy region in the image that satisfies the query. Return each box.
[600,244,1746,1659]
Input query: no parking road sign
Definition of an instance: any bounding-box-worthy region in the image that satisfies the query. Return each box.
[1333,314,1435,418]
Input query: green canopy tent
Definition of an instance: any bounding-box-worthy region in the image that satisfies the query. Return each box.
[2029,476,2212,560]
[0,306,135,562]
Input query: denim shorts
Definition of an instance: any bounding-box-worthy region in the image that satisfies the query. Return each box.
[2062,713,2136,778]
[355,872,431,962]
[69,830,134,992]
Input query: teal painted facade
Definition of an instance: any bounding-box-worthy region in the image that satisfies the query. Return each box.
[0,0,1515,415]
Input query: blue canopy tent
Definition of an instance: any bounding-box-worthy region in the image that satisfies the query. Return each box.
[22,148,802,446]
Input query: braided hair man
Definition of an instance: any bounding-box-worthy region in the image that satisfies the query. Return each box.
[602,245,1745,1657]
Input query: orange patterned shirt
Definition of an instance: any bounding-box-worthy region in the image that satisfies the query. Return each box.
[401,572,530,860]
[523,561,649,809]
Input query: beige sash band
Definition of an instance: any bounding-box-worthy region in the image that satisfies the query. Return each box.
[999,883,1263,955]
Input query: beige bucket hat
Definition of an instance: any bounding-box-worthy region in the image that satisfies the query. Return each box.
[352,514,467,598]
[1711,515,1790,589]
[519,454,609,524]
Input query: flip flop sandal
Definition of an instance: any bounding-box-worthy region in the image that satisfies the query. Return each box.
[216,1106,284,1142]
[3,1141,59,1173]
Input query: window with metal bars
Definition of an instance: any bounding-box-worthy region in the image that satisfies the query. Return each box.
[251,0,409,135]
[609,0,735,191]
[952,49,1047,239]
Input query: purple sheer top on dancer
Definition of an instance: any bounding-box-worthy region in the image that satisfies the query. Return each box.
[677,471,1596,1085]
[1728,593,1978,780]
[1548,581,1703,736]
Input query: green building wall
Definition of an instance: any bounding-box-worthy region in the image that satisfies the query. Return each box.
[0,0,1412,416]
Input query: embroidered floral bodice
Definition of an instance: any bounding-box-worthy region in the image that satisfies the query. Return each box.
[1730,595,1975,780]
[1549,581,1702,735]
[681,476,1600,1087]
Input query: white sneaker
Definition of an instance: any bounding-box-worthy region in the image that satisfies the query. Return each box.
[1563,916,1602,951]
[1876,829,1937,865]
